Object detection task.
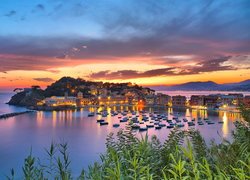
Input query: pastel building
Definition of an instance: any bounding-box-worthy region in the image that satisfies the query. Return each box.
[156,93,171,106]
[98,96,128,106]
[145,95,156,105]
[190,95,205,106]
[204,95,219,108]
[44,96,77,106]
[172,95,187,107]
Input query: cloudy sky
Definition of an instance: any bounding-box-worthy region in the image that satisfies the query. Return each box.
[0,0,250,89]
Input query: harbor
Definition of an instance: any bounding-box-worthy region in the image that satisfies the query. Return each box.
[93,108,240,132]
[0,92,244,178]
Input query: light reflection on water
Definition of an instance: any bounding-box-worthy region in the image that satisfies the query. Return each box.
[222,112,229,138]
[0,105,242,178]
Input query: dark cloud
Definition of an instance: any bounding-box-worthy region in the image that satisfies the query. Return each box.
[0,36,74,58]
[0,54,75,72]
[32,4,45,13]
[33,78,54,82]
[4,10,16,17]
[37,4,45,10]
[1,34,248,62]
[89,56,237,80]
[90,68,175,80]
[0,0,249,74]
[182,56,236,74]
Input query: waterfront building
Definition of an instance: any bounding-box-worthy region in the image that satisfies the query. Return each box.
[98,95,128,106]
[228,93,244,105]
[219,94,242,106]
[190,95,205,106]
[145,95,156,105]
[204,95,219,108]
[172,95,187,107]
[76,97,91,106]
[156,93,171,106]
[126,97,138,105]
[44,96,77,106]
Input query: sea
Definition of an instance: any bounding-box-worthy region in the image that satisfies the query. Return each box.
[0,91,250,178]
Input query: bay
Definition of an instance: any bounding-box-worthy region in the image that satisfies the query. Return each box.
[0,91,245,178]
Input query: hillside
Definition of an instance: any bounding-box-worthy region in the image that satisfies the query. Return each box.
[7,76,147,107]
[151,79,250,91]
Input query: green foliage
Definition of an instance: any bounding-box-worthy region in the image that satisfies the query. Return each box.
[8,108,250,179]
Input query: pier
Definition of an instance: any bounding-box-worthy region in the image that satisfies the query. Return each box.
[0,110,35,119]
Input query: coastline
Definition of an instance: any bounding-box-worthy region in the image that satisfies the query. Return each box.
[29,104,241,113]
[0,110,35,119]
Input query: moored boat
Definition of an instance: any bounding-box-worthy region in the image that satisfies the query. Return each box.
[113,124,120,127]
[97,119,105,123]
[88,112,95,117]
[139,127,148,131]
[155,126,161,130]
[167,125,174,129]
[146,124,154,128]
[100,121,108,125]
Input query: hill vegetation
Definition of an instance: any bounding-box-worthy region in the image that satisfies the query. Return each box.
[7,76,145,107]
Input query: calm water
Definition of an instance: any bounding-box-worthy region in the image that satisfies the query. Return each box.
[0,92,27,115]
[0,91,244,178]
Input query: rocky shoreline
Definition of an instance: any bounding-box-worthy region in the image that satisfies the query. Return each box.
[0,110,35,119]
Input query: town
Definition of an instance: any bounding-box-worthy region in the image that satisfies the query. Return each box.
[20,77,248,111]
[38,91,250,110]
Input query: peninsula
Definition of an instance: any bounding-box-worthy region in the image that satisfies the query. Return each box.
[8,77,250,111]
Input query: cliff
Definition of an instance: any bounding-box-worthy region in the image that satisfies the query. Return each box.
[8,89,45,107]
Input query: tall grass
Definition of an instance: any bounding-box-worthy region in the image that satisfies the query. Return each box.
[7,107,250,180]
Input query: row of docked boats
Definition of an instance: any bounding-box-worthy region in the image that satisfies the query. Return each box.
[94,110,224,131]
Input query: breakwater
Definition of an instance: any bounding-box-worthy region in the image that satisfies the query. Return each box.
[0,110,35,119]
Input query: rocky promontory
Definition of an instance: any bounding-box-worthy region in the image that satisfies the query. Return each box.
[8,89,45,107]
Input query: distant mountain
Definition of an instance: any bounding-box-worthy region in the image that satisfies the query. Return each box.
[151,79,250,91]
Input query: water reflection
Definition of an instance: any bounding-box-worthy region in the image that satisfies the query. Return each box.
[36,111,43,127]
[32,106,241,139]
[0,105,242,178]
[222,111,228,138]
[52,111,57,127]
[185,108,191,117]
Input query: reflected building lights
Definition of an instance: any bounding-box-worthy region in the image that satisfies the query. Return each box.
[185,108,190,117]
[191,109,198,120]
[52,111,57,127]
[168,107,173,116]
[36,111,43,127]
[222,111,228,138]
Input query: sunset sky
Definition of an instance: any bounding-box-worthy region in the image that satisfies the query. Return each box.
[0,0,250,90]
